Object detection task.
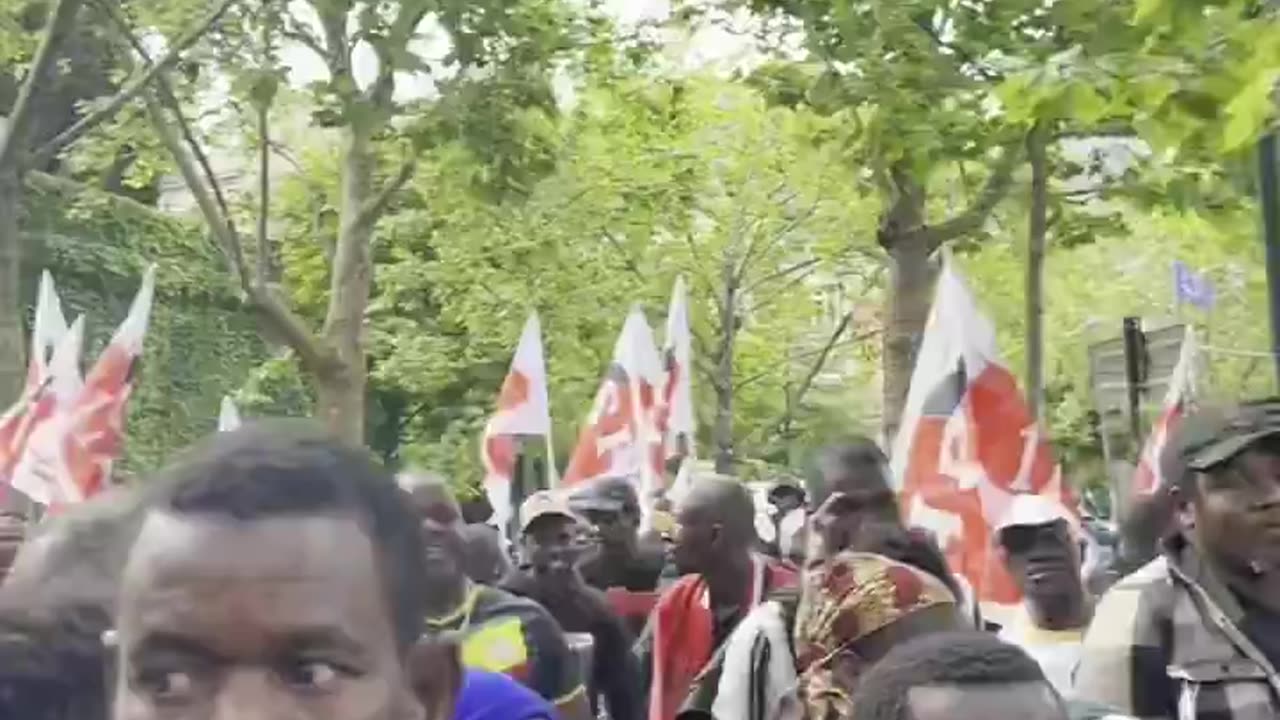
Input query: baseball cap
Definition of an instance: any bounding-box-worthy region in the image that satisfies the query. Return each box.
[1175,399,1280,473]
[568,476,639,514]
[767,480,806,505]
[518,491,580,534]
[994,494,1073,534]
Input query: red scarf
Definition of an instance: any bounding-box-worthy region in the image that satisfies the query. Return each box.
[648,555,797,720]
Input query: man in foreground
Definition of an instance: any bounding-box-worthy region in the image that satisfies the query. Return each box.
[995,494,1091,695]
[499,491,641,720]
[1076,400,1280,718]
[112,422,457,720]
[401,473,591,720]
[849,631,1068,720]
[637,476,797,720]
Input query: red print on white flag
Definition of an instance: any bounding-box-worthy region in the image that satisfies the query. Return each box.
[890,263,1076,619]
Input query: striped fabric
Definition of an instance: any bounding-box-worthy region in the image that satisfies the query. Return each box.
[1075,538,1280,720]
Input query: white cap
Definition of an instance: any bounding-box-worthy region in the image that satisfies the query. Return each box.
[995,494,1073,533]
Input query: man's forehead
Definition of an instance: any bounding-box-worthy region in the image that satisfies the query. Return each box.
[408,485,461,518]
[908,682,1061,720]
[119,511,393,647]
[125,510,378,584]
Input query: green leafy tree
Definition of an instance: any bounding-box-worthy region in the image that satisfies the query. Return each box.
[0,0,238,401]
[354,74,882,485]
[141,0,595,443]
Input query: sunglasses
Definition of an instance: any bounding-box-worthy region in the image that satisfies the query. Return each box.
[998,522,1070,555]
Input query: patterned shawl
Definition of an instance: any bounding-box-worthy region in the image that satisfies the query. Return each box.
[793,551,957,720]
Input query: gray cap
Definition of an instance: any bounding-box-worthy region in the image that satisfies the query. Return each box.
[568,476,639,513]
[1176,400,1280,473]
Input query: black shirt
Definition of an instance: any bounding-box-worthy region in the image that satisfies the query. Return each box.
[579,540,666,592]
[1235,590,1280,669]
[500,570,644,720]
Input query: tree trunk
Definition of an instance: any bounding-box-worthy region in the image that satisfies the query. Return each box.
[1026,123,1048,422]
[0,171,25,402]
[879,170,929,442]
[319,126,375,444]
[713,257,738,474]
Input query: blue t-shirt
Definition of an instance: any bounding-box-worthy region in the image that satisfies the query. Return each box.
[453,670,556,720]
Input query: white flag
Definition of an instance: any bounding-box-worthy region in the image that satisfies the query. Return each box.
[890,261,1075,620]
[1132,326,1199,496]
[59,265,157,502]
[218,396,243,432]
[28,270,70,389]
[481,313,556,533]
[563,305,665,504]
[660,276,696,455]
[10,316,86,505]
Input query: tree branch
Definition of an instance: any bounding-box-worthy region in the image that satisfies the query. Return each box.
[257,101,272,286]
[366,1,431,108]
[146,94,336,376]
[281,25,328,62]
[734,192,819,285]
[911,143,1022,252]
[94,0,236,223]
[743,256,822,297]
[742,327,880,443]
[353,157,417,231]
[734,328,877,391]
[1054,124,1137,141]
[29,0,241,167]
[0,0,85,172]
[791,311,856,407]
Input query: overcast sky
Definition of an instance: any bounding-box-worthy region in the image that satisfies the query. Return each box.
[277,0,756,100]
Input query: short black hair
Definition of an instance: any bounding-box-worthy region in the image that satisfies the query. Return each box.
[813,437,890,502]
[0,604,113,720]
[148,421,428,652]
[850,631,1053,720]
[0,485,166,617]
[856,524,962,603]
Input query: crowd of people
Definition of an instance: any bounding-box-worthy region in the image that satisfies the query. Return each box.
[0,398,1277,720]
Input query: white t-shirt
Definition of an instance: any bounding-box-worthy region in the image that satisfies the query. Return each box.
[998,606,1085,697]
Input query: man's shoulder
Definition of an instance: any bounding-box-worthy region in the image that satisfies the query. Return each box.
[1085,556,1177,648]
[475,585,555,623]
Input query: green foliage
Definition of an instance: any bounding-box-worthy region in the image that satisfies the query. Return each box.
[20,175,273,475]
[267,74,881,488]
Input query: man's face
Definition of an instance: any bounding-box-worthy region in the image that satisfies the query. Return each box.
[406,487,466,587]
[114,512,422,720]
[1193,446,1280,571]
[807,491,902,564]
[998,521,1081,608]
[819,465,901,531]
[522,515,582,581]
[770,491,804,517]
[581,507,634,552]
[907,682,1065,720]
[672,505,717,576]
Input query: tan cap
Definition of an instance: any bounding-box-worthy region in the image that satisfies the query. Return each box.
[518,490,581,534]
[995,494,1073,533]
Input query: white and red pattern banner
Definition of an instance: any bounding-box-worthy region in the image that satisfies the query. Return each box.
[1131,326,1199,496]
[5,266,156,507]
[659,277,696,502]
[563,305,665,500]
[890,262,1076,617]
[481,312,556,532]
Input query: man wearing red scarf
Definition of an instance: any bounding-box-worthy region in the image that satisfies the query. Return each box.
[636,477,797,720]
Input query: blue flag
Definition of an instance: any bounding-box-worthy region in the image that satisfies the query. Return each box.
[1174,261,1215,310]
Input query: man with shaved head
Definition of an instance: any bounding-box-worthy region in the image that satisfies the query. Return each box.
[399,472,591,720]
[637,475,797,720]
